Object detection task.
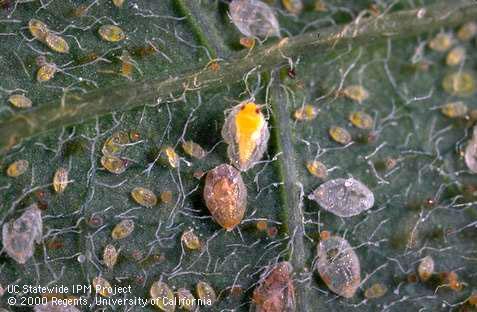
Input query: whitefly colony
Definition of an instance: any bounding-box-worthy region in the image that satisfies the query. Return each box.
[3,0,477,310]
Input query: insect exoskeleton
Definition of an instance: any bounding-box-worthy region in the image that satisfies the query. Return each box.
[222,101,270,171]
[229,0,280,38]
[2,204,42,264]
[203,164,247,231]
[316,235,361,298]
[308,178,374,217]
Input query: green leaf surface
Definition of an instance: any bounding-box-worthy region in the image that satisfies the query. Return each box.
[1,0,477,311]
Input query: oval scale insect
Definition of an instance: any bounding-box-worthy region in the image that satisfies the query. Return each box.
[37,63,56,82]
[28,19,49,41]
[102,244,118,270]
[92,276,112,297]
[418,256,434,282]
[252,261,295,311]
[428,33,454,52]
[196,281,217,305]
[160,191,173,204]
[8,94,32,108]
[294,104,318,121]
[441,101,468,118]
[176,288,196,311]
[53,167,69,193]
[316,235,361,298]
[101,155,128,174]
[457,21,477,41]
[229,0,280,38]
[446,46,466,66]
[161,146,180,168]
[182,140,206,159]
[131,187,157,207]
[111,219,134,240]
[120,50,133,79]
[329,126,352,145]
[98,25,126,42]
[150,281,175,312]
[6,159,29,177]
[442,71,476,97]
[349,111,373,129]
[364,283,387,299]
[45,32,70,53]
[306,160,328,179]
[342,85,369,103]
[222,101,270,171]
[203,164,247,231]
[181,229,201,250]
[102,131,130,156]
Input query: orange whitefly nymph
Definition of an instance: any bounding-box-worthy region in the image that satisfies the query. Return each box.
[222,101,270,171]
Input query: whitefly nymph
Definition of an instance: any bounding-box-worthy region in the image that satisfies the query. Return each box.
[308,178,374,217]
[203,164,247,231]
[222,101,270,171]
